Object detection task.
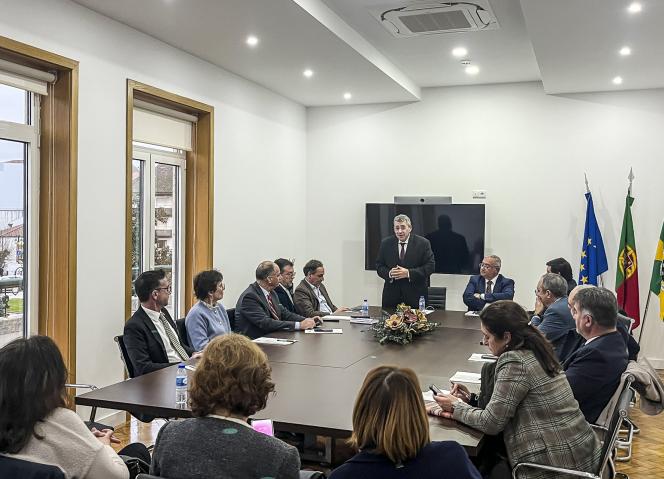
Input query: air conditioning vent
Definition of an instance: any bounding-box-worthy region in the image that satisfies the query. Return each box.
[370,1,499,38]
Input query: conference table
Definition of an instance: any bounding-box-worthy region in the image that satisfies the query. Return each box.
[76,309,487,462]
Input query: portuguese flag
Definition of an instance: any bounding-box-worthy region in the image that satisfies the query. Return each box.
[650,221,664,321]
[616,194,640,328]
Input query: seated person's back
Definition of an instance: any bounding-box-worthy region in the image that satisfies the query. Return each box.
[150,334,300,479]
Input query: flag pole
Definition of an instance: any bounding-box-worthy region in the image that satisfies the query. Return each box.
[628,167,634,196]
[637,294,651,344]
[584,173,590,194]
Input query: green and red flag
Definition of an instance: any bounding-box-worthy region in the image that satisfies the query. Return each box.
[649,221,664,321]
[616,194,640,328]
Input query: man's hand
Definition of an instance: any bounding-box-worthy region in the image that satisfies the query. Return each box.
[473,293,481,299]
[333,307,350,313]
[390,266,409,280]
[534,297,544,315]
[300,318,317,329]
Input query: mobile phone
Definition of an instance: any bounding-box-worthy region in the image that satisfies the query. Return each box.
[251,419,274,437]
[429,384,443,396]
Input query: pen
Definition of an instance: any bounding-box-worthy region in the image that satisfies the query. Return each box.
[450,382,471,400]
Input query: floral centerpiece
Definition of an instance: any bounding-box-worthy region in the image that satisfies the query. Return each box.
[372,303,438,345]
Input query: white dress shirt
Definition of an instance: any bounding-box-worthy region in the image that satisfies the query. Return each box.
[141,305,182,363]
[306,280,332,314]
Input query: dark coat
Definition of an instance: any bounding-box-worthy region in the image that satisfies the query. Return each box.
[462,274,515,311]
[274,284,295,312]
[235,282,305,339]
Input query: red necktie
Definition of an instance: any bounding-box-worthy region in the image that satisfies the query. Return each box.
[399,243,406,262]
[266,294,280,320]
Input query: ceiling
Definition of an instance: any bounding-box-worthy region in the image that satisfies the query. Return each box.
[72,0,664,106]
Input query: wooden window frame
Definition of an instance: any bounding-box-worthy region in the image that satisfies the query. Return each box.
[125,80,214,319]
[0,35,78,380]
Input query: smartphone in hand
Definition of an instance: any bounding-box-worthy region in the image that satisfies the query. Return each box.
[429,384,443,396]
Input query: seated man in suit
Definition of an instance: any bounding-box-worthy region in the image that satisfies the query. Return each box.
[530,273,578,360]
[462,255,515,311]
[293,259,348,317]
[565,286,629,423]
[124,269,197,376]
[235,261,320,339]
[274,258,296,312]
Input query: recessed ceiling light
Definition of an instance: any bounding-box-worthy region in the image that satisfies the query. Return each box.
[465,65,480,75]
[246,35,259,47]
[343,92,352,100]
[612,76,623,85]
[452,47,468,57]
[627,2,642,13]
[303,69,314,78]
[619,46,631,56]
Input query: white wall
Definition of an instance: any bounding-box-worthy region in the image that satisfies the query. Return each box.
[1,0,307,420]
[306,82,664,365]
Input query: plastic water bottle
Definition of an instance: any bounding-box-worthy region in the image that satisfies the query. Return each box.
[175,363,187,407]
[362,299,369,316]
[419,296,426,311]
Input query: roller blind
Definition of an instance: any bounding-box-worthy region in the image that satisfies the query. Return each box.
[0,58,55,95]
[133,104,194,151]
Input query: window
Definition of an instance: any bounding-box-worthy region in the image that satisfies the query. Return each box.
[0,85,39,348]
[131,144,185,318]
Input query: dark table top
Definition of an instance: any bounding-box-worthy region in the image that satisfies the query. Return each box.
[76,309,486,453]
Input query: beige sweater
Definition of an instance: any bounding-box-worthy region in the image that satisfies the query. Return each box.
[7,407,128,479]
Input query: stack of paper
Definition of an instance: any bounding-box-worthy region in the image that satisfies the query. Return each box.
[450,371,481,384]
[464,311,480,317]
[252,337,296,345]
[468,353,498,363]
[325,315,353,320]
[349,318,377,325]
[305,328,343,334]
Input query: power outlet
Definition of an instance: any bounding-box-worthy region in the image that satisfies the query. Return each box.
[472,190,486,199]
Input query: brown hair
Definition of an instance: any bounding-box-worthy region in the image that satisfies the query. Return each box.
[350,366,429,464]
[189,334,274,417]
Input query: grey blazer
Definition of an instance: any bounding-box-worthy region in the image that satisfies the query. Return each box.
[293,279,337,317]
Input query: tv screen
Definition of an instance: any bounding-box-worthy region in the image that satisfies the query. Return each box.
[365,203,485,275]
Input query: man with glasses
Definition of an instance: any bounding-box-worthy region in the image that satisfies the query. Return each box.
[124,269,198,376]
[462,255,515,312]
[235,261,320,339]
[274,258,296,312]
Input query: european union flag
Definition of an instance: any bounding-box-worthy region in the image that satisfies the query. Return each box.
[579,192,608,285]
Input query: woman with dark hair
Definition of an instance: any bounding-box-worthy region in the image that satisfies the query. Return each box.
[0,336,149,478]
[329,365,480,479]
[150,333,301,478]
[431,301,600,479]
[546,257,577,295]
[185,269,232,350]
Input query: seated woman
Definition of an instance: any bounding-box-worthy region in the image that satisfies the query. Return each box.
[0,336,150,479]
[431,301,601,479]
[150,333,301,479]
[329,365,481,479]
[185,269,232,350]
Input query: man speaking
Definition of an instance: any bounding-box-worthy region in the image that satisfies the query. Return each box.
[376,214,435,309]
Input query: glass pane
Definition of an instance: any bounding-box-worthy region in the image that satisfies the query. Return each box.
[0,139,27,347]
[0,84,28,124]
[154,162,178,317]
[130,159,145,313]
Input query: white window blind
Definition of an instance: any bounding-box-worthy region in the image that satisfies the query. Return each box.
[133,101,196,151]
[0,58,55,95]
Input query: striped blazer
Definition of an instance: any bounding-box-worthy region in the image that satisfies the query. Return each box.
[453,350,600,479]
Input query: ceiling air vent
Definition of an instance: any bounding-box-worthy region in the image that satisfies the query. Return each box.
[370,1,499,38]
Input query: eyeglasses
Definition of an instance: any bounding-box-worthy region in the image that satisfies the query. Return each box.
[155,286,172,293]
[280,271,295,277]
[479,263,498,270]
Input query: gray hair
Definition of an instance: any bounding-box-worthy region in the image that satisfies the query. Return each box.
[573,287,618,329]
[487,255,502,270]
[393,214,412,227]
[540,273,567,298]
[256,261,277,281]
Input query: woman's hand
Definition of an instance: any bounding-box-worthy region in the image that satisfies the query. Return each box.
[91,427,120,446]
[434,392,461,412]
[451,383,471,403]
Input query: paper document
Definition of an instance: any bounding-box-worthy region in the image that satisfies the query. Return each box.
[325,315,352,320]
[468,353,498,363]
[422,389,450,402]
[450,371,481,384]
[305,328,343,334]
[464,311,480,317]
[252,337,296,345]
[350,318,377,325]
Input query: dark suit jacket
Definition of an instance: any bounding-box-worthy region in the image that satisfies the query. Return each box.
[563,331,629,423]
[123,306,194,377]
[235,282,306,339]
[376,234,435,309]
[293,279,337,317]
[274,284,295,312]
[462,274,515,311]
[531,297,577,359]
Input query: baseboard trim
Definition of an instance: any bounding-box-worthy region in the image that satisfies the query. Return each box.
[645,357,664,369]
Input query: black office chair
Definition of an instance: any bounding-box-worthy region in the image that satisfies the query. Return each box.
[427,286,446,310]
[114,334,136,378]
[227,307,236,331]
[0,456,65,479]
[175,318,190,348]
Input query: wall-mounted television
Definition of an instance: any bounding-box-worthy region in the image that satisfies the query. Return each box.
[365,203,485,275]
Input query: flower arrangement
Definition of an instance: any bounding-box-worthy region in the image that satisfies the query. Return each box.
[372,303,438,345]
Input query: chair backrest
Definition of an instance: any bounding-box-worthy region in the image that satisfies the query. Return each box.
[136,475,161,479]
[114,334,136,378]
[227,307,236,331]
[597,374,634,473]
[0,456,65,479]
[427,286,446,310]
[175,318,190,348]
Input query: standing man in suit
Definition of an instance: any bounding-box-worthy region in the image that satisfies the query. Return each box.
[294,259,348,317]
[376,214,435,309]
[236,261,320,339]
[565,287,629,423]
[274,258,296,312]
[462,255,515,311]
[124,269,198,376]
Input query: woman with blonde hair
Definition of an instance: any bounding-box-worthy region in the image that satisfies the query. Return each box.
[150,333,300,479]
[329,365,480,478]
